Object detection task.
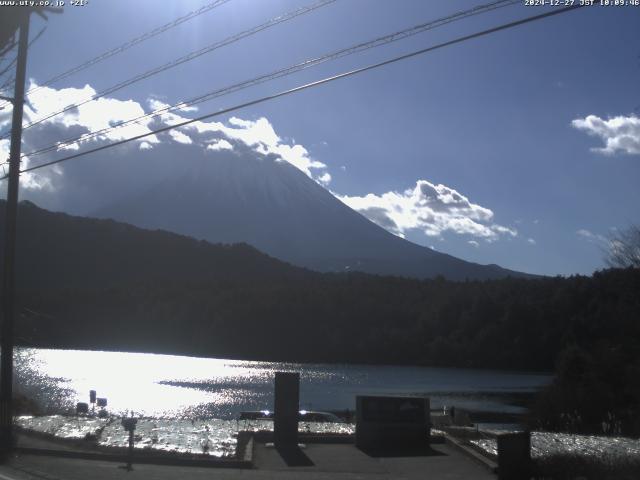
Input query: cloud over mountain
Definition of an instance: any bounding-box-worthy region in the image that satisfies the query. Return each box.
[338,180,517,242]
[1,82,515,247]
[147,98,331,183]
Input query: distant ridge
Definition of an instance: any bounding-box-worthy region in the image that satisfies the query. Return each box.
[0,200,304,291]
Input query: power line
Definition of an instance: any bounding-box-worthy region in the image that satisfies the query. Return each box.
[0,25,46,84]
[0,58,18,84]
[27,25,47,48]
[21,0,518,161]
[0,38,18,94]
[3,3,585,182]
[0,76,14,94]
[0,54,17,83]
[0,40,16,60]
[1,0,337,139]
[0,0,233,111]
[23,0,517,158]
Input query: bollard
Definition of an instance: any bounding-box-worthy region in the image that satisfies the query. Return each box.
[89,390,96,413]
[274,372,299,447]
[497,431,531,480]
[121,417,138,471]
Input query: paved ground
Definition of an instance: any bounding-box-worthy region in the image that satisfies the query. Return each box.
[0,442,496,480]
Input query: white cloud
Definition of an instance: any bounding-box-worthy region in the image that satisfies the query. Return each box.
[17,156,59,191]
[177,103,198,113]
[168,129,192,145]
[1,82,166,191]
[58,142,80,151]
[146,100,330,183]
[25,83,160,146]
[188,116,329,181]
[0,138,9,162]
[206,139,233,151]
[317,172,331,186]
[527,238,536,245]
[12,86,332,194]
[571,114,640,155]
[338,180,516,242]
[468,240,479,248]
[577,228,608,245]
[9,82,518,247]
[0,133,57,191]
[0,109,12,130]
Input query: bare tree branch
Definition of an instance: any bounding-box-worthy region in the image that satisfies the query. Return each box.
[606,225,640,269]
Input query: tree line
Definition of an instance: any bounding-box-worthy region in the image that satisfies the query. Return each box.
[4,201,640,435]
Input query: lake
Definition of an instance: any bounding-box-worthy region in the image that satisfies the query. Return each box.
[15,347,551,419]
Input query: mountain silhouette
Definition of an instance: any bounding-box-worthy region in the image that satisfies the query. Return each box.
[93,152,529,280]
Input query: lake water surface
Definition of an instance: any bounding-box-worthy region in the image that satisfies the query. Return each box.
[15,348,551,419]
[14,349,637,462]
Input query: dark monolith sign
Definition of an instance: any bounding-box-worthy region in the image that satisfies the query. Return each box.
[355,395,430,452]
[497,431,531,480]
[274,372,299,446]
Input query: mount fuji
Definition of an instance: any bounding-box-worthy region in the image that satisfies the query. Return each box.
[92,149,528,281]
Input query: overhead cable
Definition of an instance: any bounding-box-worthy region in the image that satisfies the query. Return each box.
[0,0,233,110]
[1,0,337,139]
[3,4,584,181]
[22,0,517,159]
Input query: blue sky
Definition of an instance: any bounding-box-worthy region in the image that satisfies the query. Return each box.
[2,0,639,276]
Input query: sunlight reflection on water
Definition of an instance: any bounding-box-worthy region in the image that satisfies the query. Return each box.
[14,349,635,461]
[15,415,355,457]
[15,347,551,419]
[471,432,640,460]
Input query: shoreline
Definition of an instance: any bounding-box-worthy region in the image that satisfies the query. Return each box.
[15,345,555,376]
[12,411,640,479]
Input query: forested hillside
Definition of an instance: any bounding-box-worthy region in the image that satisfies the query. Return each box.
[3,201,639,374]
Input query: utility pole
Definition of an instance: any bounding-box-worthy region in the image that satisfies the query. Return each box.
[0,9,30,458]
